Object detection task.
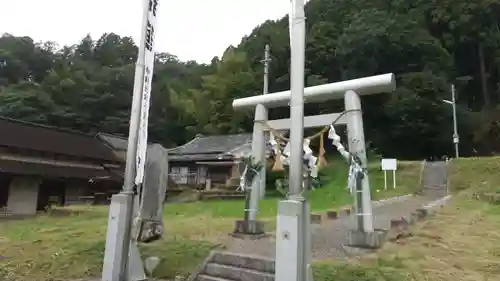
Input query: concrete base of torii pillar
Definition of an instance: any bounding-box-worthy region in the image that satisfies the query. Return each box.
[230,220,268,239]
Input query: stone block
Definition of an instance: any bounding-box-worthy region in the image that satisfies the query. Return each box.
[489,194,500,205]
[411,211,422,222]
[390,217,409,230]
[326,210,338,219]
[346,228,388,249]
[310,213,322,224]
[204,263,274,281]
[211,252,275,273]
[405,215,416,225]
[342,208,351,216]
[415,208,428,219]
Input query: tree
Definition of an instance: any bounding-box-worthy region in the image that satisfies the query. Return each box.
[1,0,500,157]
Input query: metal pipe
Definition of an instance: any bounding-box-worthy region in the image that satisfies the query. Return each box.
[451,84,459,158]
[233,73,396,110]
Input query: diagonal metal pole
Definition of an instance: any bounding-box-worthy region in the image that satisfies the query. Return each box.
[117,5,149,279]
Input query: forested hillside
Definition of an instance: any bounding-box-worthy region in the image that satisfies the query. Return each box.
[1,0,499,159]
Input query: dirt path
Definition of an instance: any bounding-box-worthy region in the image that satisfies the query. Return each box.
[223,195,432,260]
[224,161,449,260]
[421,160,448,197]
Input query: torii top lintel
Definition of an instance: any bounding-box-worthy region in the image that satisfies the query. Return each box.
[232,73,396,110]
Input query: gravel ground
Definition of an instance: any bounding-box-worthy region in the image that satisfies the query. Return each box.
[224,195,433,260]
[225,161,449,260]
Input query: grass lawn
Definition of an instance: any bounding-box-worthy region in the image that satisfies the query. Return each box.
[312,157,500,281]
[0,159,422,281]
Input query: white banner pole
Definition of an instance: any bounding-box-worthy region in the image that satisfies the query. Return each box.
[135,0,159,185]
[114,0,160,280]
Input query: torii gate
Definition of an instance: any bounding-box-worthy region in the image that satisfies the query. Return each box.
[232,1,395,281]
[233,73,396,233]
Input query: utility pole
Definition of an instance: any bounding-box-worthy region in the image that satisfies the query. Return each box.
[451,84,459,158]
[442,84,459,159]
[262,45,271,95]
[258,44,271,199]
[248,44,272,218]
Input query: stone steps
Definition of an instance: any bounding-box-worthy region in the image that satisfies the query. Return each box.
[193,251,275,281]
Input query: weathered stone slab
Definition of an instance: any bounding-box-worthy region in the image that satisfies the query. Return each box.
[310,213,322,224]
[346,228,388,249]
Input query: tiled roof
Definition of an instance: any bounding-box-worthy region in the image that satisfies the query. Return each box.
[97,133,129,151]
[97,133,156,151]
[168,133,279,162]
[0,117,116,162]
[168,134,253,155]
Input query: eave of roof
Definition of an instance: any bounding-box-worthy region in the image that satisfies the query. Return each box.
[0,116,117,162]
[169,153,234,162]
[0,159,121,182]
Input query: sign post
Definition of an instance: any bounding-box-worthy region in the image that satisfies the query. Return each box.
[381,158,397,190]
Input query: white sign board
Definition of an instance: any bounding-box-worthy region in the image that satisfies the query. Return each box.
[135,0,159,185]
[381,158,397,171]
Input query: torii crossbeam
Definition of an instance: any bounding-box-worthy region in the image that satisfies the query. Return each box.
[233,73,395,109]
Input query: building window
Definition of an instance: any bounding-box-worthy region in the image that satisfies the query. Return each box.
[170,166,181,174]
[169,166,189,184]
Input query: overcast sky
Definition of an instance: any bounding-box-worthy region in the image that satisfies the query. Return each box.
[0,0,292,63]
